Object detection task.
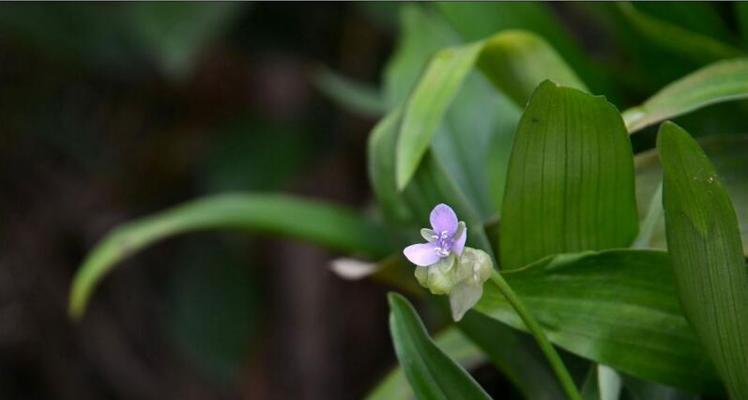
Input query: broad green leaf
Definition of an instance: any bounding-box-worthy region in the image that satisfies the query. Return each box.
[634,135,748,254]
[366,327,486,400]
[458,311,567,400]
[616,3,743,65]
[69,193,392,318]
[387,293,491,400]
[500,81,638,269]
[477,30,587,106]
[395,30,585,191]
[658,122,748,399]
[475,249,721,393]
[314,67,385,117]
[623,58,748,133]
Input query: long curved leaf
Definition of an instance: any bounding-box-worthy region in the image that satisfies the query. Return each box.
[475,249,721,393]
[500,81,638,269]
[616,3,743,65]
[69,193,392,318]
[395,30,584,190]
[658,122,748,399]
[624,59,748,133]
[387,293,491,400]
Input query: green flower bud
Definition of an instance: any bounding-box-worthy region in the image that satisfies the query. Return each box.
[413,247,493,320]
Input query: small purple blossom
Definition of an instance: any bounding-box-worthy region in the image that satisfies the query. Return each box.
[403,203,467,267]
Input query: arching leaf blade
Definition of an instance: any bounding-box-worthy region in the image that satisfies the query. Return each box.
[69,194,392,319]
[624,59,748,133]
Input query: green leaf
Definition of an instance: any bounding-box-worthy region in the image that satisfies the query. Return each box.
[623,58,748,133]
[368,108,415,225]
[634,135,748,254]
[436,2,603,92]
[396,41,483,190]
[616,3,743,65]
[500,81,638,269]
[458,311,567,399]
[477,30,587,106]
[313,67,385,117]
[475,249,721,394]
[69,193,392,319]
[387,293,491,400]
[395,30,584,192]
[658,122,748,399]
[383,5,460,108]
[366,327,487,400]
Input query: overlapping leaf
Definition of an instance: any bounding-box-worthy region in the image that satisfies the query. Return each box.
[387,293,491,400]
[500,81,638,269]
[475,249,721,393]
[634,135,748,254]
[366,327,486,400]
[658,122,748,399]
[394,29,585,192]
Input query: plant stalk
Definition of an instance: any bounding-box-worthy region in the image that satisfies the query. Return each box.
[489,270,582,400]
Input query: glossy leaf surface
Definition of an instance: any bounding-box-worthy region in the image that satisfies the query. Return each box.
[500,81,638,269]
[658,122,748,399]
[388,293,491,400]
[476,249,721,393]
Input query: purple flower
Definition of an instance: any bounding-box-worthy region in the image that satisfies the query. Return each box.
[403,203,467,267]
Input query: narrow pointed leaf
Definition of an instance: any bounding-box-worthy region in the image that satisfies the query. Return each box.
[658,122,748,399]
[387,293,491,400]
[314,67,385,117]
[366,327,486,400]
[69,194,391,319]
[617,3,743,65]
[634,135,748,253]
[476,249,721,394]
[396,41,483,189]
[624,59,748,133]
[394,30,584,191]
[500,81,638,269]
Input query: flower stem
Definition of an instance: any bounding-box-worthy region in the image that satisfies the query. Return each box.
[489,270,582,400]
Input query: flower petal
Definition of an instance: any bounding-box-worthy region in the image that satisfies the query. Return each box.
[403,243,440,267]
[452,226,467,256]
[430,203,458,235]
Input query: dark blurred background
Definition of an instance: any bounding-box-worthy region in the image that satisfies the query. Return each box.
[0,3,397,399]
[3,2,748,399]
